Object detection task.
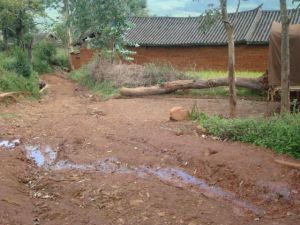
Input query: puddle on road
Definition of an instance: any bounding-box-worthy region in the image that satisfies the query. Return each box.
[0,139,20,149]
[24,145,263,216]
[25,145,57,167]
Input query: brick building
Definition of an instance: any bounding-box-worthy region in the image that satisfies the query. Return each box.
[72,6,300,72]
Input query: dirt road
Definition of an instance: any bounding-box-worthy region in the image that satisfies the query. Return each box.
[0,74,299,225]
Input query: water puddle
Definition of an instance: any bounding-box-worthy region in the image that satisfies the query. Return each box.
[0,139,20,149]
[25,145,57,167]
[24,145,263,216]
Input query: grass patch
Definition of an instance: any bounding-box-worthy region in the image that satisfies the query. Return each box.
[193,111,300,159]
[0,113,18,119]
[187,70,262,80]
[176,87,264,98]
[69,66,118,99]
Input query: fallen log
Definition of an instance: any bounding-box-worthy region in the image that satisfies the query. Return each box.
[274,159,300,170]
[0,92,19,103]
[120,76,267,97]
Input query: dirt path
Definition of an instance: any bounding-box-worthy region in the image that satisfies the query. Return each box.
[0,73,299,225]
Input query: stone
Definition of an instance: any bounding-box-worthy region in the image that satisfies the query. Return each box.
[204,148,219,156]
[170,107,188,121]
[129,199,144,207]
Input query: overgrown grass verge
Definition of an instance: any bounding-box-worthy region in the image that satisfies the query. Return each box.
[187,70,262,80]
[69,66,118,99]
[0,51,40,98]
[175,87,264,98]
[0,67,40,98]
[191,111,300,159]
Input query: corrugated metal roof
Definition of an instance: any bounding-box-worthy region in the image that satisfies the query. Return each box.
[125,7,300,47]
[247,9,300,44]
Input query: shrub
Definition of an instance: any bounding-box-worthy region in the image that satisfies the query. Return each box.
[69,65,118,99]
[0,52,16,71]
[32,41,57,74]
[13,47,32,77]
[0,66,40,97]
[54,48,69,68]
[197,113,300,159]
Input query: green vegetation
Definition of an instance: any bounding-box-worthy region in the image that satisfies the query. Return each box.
[69,66,118,99]
[32,41,57,74]
[0,49,40,97]
[176,87,264,98]
[32,41,69,74]
[0,67,40,97]
[187,70,262,80]
[191,110,300,159]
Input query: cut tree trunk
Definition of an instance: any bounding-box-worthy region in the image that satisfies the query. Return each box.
[120,76,267,97]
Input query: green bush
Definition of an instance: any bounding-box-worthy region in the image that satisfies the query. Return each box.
[4,47,32,78]
[14,47,32,77]
[0,66,40,97]
[0,52,16,71]
[54,48,69,68]
[197,113,300,159]
[32,41,57,74]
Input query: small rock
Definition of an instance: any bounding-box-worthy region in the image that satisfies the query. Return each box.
[204,149,218,156]
[129,199,144,207]
[118,218,125,224]
[188,222,197,225]
[175,129,184,136]
[158,212,165,217]
[196,125,206,135]
[170,107,188,121]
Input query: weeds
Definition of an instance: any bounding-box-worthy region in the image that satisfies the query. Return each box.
[0,66,40,97]
[191,110,300,159]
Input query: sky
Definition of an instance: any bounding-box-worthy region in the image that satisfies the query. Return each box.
[47,0,298,19]
[147,0,298,17]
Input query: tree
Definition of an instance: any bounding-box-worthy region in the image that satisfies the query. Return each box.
[220,0,239,118]
[197,0,241,117]
[48,0,147,67]
[0,0,46,48]
[280,0,290,114]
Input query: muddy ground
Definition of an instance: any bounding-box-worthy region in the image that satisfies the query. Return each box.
[0,73,299,225]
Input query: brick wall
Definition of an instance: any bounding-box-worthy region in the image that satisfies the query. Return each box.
[128,45,269,72]
[72,45,269,72]
[71,48,95,70]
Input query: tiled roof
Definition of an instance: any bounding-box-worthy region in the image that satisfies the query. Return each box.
[247,9,300,44]
[125,7,300,47]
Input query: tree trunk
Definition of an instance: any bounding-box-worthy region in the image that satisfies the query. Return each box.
[27,37,33,64]
[220,0,237,118]
[64,0,75,70]
[120,76,267,97]
[280,0,290,114]
[16,10,24,47]
[2,27,9,50]
[227,27,237,118]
